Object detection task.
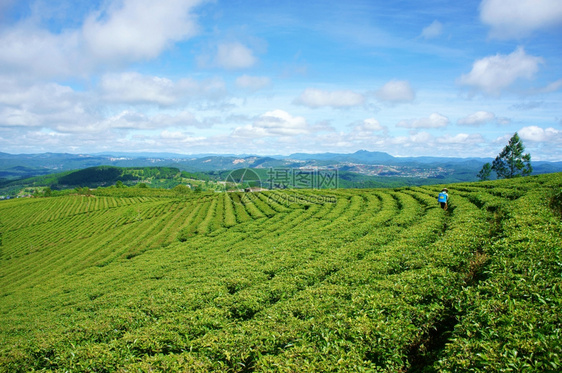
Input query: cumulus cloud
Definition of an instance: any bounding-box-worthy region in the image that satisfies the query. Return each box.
[480,0,562,39]
[375,80,415,103]
[436,133,485,144]
[383,131,488,157]
[294,88,365,108]
[458,47,543,95]
[235,75,271,91]
[420,20,443,39]
[160,130,205,143]
[232,110,310,138]
[519,125,562,142]
[0,107,42,127]
[457,111,496,126]
[0,25,81,78]
[396,113,449,129]
[70,110,205,134]
[200,42,257,70]
[83,0,202,62]
[349,118,388,139]
[0,79,76,110]
[100,73,176,105]
[0,79,95,129]
[358,118,387,132]
[0,0,204,78]
[152,111,205,128]
[99,73,226,105]
[0,75,210,133]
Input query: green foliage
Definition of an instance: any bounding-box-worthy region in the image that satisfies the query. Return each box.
[477,162,492,181]
[74,186,91,195]
[173,184,191,195]
[549,187,562,216]
[492,132,532,179]
[0,173,560,371]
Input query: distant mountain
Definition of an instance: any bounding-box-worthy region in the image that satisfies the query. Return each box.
[287,150,395,163]
[92,152,264,159]
[391,156,493,165]
[286,150,495,166]
[1,151,562,187]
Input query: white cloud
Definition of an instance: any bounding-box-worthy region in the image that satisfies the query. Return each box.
[99,73,226,105]
[0,76,220,135]
[519,125,562,142]
[409,132,433,144]
[0,79,76,110]
[232,110,310,138]
[458,47,543,95]
[436,133,485,144]
[160,130,205,143]
[457,111,496,126]
[212,42,257,70]
[396,113,449,129]
[496,117,511,125]
[0,0,203,78]
[420,20,443,39]
[381,131,487,157]
[152,111,204,128]
[235,75,271,91]
[83,0,202,62]
[74,110,206,134]
[349,118,388,140]
[533,79,562,94]
[375,80,415,103]
[0,79,95,129]
[0,107,42,127]
[100,73,176,105]
[178,77,228,100]
[359,118,386,132]
[0,25,81,78]
[480,0,562,39]
[294,88,365,108]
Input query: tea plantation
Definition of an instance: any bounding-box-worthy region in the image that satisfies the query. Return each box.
[0,173,561,372]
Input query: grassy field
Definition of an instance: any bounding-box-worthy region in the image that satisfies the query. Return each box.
[0,173,561,372]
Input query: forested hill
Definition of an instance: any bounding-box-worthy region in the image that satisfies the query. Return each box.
[0,173,561,371]
[0,166,212,194]
[56,166,180,186]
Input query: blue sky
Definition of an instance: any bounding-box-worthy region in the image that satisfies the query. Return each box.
[0,0,561,160]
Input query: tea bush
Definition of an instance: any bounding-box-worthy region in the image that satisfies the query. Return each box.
[0,173,560,372]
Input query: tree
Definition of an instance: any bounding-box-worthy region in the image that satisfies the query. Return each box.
[491,132,532,179]
[477,162,492,181]
[173,184,191,195]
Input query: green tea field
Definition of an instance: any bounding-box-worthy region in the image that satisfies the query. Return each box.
[1,174,561,372]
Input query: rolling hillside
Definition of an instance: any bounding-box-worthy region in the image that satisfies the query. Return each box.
[0,174,561,372]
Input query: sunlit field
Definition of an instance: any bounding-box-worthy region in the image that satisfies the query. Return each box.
[1,174,561,372]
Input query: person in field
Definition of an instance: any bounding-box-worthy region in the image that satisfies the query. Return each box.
[438,188,449,211]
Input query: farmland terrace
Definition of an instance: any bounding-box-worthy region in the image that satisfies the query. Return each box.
[0,173,561,372]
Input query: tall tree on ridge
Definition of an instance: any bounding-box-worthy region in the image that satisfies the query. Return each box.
[491,132,532,179]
